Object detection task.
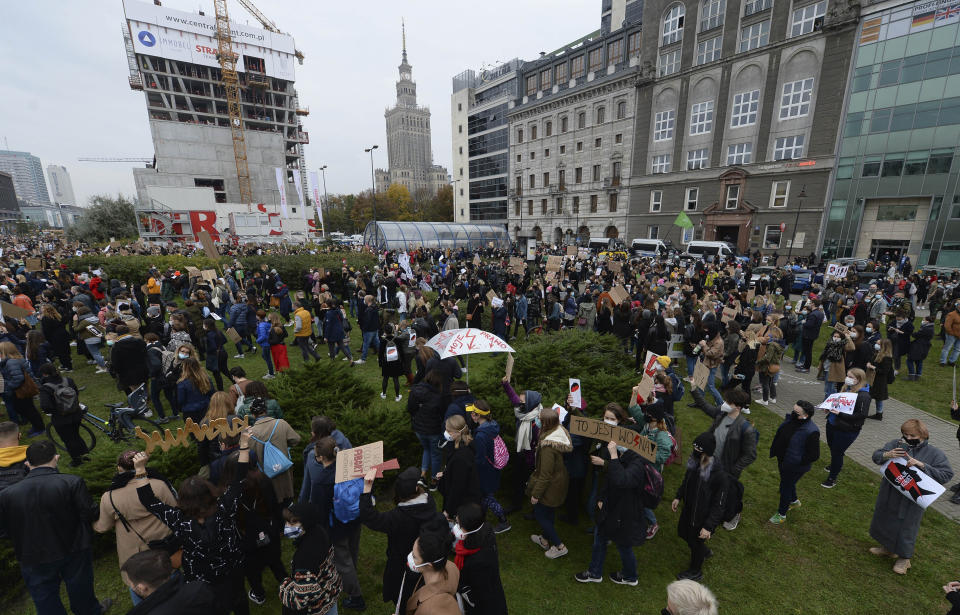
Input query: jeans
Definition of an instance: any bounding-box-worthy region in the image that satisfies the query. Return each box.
[416,432,442,477]
[85,339,106,369]
[588,528,636,581]
[644,507,657,526]
[777,464,808,515]
[349,296,358,318]
[533,502,562,546]
[907,359,923,376]
[150,378,177,418]
[261,344,275,375]
[295,336,320,362]
[800,337,815,369]
[360,331,380,360]
[706,366,723,406]
[685,354,698,378]
[20,548,101,615]
[328,341,352,361]
[759,373,777,401]
[332,526,362,598]
[941,334,960,364]
[720,363,732,388]
[874,399,884,415]
[824,379,838,401]
[826,422,860,481]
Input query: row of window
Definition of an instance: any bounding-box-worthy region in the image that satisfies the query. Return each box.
[650,134,803,172]
[649,180,793,214]
[840,150,955,179]
[518,134,625,162]
[514,193,620,216]
[656,0,826,76]
[852,46,960,93]
[844,97,960,137]
[524,32,642,95]
[516,102,629,142]
[515,161,624,190]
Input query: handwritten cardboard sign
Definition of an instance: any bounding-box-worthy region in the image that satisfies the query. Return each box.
[201,269,219,283]
[185,266,201,278]
[634,374,654,401]
[0,300,33,320]
[546,255,563,272]
[135,416,248,453]
[486,289,498,304]
[608,285,630,306]
[197,230,220,258]
[505,353,515,381]
[816,392,858,415]
[721,307,738,324]
[693,359,710,391]
[566,245,578,256]
[834,323,849,336]
[509,257,525,274]
[336,441,384,483]
[25,258,43,271]
[224,327,242,344]
[881,459,945,509]
[608,260,622,273]
[568,416,657,462]
[643,351,660,379]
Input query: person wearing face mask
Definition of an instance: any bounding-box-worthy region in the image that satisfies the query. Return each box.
[887,311,914,376]
[864,320,882,346]
[906,315,935,380]
[869,419,954,574]
[818,328,855,400]
[670,432,728,581]
[277,502,341,615]
[796,300,824,372]
[844,324,872,372]
[637,404,674,539]
[940,301,960,366]
[867,339,894,420]
[697,325,725,407]
[662,579,719,615]
[821,368,871,489]
[755,314,785,406]
[405,522,460,615]
[768,400,820,524]
[451,502,507,615]
[436,415,481,522]
[527,406,572,559]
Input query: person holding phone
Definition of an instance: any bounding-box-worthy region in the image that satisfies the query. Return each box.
[869,419,953,574]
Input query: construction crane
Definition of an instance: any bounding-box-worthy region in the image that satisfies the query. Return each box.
[79,156,154,166]
[234,0,305,64]
[213,0,253,205]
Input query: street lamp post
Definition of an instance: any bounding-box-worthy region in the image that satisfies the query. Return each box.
[319,165,329,236]
[364,146,379,225]
[786,185,807,265]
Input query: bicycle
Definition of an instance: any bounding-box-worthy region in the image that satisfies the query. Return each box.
[46,384,162,454]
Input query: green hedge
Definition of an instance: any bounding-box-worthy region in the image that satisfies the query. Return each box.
[64,253,376,292]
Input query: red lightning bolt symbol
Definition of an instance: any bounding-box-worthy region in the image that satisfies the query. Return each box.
[463,330,476,350]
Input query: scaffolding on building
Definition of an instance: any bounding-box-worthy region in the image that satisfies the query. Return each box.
[135,198,196,243]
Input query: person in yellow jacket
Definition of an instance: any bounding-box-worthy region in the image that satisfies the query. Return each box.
[292,299,321,363]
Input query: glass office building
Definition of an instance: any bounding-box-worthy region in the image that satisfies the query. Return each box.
[822,0,960,266]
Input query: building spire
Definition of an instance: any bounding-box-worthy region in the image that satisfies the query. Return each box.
[401,18,407,63]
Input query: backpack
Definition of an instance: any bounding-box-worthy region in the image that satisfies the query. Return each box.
[251,420,293,478]
[740,418,760,446]
[664,430,681,466]
[332,477,363,523]
[490,435,510,470]
[44,378,81,417]
[669,371,685,401]
[640,461,664,508]
[385,339,399,362]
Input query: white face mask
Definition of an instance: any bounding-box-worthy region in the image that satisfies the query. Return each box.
[603,418,618,426]
[874,343,881,351]
[452,523,481,542]
[720,402,733,414]
[849,331,857,339]
[283,523,303,539]
[866,327,873,333]
[844,376,856,387]
[406,551,432,572]
[178,353,189,360]
[443,432,455,442]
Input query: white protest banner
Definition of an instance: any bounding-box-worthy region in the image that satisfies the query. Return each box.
[817,392,858,415]
[569,378,582,408]
[825,263,850,280]
[275,167,288,218]
[643,351,661,379]
[291,169,305,212]
[568,415,657,462]
[881,459,946,509]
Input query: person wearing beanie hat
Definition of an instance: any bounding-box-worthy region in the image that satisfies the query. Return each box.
[359,466,446,607]
[671,431,728,582]
[502,376,544,512]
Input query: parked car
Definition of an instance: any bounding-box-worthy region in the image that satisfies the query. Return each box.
[791,268,815,292]
[831,257,873,272]
[857,271,887,290]
[749,266,777,289]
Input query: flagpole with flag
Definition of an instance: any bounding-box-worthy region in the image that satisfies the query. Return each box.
[669,211,694,248]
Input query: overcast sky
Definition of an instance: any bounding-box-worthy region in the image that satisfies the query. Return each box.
[1,0,598,206]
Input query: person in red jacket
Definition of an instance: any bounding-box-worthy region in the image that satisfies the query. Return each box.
[89,274,105,301]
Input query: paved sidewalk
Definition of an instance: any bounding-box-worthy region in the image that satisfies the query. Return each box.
[752,363,960,522]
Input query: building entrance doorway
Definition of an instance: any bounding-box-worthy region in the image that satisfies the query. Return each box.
[869,239,910,263]
[715,225,740,245]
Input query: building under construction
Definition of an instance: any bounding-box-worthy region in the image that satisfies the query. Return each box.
[122,0,319,243]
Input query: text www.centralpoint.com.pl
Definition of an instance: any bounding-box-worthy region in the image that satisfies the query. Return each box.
[163,14,265,41]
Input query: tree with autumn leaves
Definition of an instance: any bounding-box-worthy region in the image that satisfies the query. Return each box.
[321,184,453,234]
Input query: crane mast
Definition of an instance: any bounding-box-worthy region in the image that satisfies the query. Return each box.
[213,0,253,205]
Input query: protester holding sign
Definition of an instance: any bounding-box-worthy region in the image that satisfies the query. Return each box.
[822,368,871,489]
[671,432,728,581]
[527,406,572,560]
[869,419,953,574]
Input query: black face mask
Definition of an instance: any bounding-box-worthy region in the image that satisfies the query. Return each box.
[661,609,672,615]
[903,437,921,447]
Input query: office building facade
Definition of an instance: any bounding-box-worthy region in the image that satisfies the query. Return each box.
[0,150,51,206]
[451,59,521,226]
[820,0,960,266]
[46,165,77,206]
[629,0,859,255]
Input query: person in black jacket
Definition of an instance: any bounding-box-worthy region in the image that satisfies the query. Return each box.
[37,363,88,467]
[279,502,341,615]
[821,367,871,489]
[122,549,214,615]
[202,319,230,391]
[359,466,445,608]
[407,370,447,486]
[452,502,508,615]
[574,440,648,586]
[671,432,728,582]
[907,316,935,380]
[437,415,482,520]
[145,333,174,423]
[768,400,820,524]
[110,325,149,394]
[0,440,112,615]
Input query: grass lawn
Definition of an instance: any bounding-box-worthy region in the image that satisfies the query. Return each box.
[6,310,960,615]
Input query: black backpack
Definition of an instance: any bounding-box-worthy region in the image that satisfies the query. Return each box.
[44,378,81,417]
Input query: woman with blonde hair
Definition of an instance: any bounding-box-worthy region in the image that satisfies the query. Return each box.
[176,357,213,425]
[822,367,871,489]
[437,414,481,521]
[0,341,45,435]
[867,338,894,420]
[870,418,953,574]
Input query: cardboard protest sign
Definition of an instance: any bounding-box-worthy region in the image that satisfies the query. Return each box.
[224,327,242,344]
[578,247,590,260]
[693,359,710,391]
[834,323,849,336]
[816,392,858,415]
[721,307,738,324]
[201,269,219,282]
[0,301,33,320]
[566,245,578,256]
[634,374,654,401]
[486,289,498,304]
[643,351,660,379]
[185,266,201,278]
[197,230,220,258]
[608,261,622,273]
[25,258,43,271]
[336,441,384,483]
[881,459,946,509]
[546,255,563,272]
[136,416,248,454]
[568,416,657,462]
[608,285,630,306]
[505,353,515,381]
[509,257,525,273]
[569,379,582,408]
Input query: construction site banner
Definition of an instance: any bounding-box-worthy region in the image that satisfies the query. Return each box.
[292,170,305,212]
[275,168,289,219]
[307,171,324,234]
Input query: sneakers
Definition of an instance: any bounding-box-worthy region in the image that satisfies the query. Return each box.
[893,558,911,575]
[342,357,351,361]
[646,523,659,540]
[756,399,768,406]
[461,368,468,374]
[531,534,549,550]
[770,398,777,404]
[380,392,387,399]
[824,466,832,473]
[157,417,171,425]
[789,499,802,510]
[493,521,511,534]
[821,478,837,489]
[574,571,602,583]
[610,572,638,586]
[342,595,367,610]
[95,368,109,374]
[233,354,245,359]
[248,590,265,605]
[676,569,704,581]
[545,545,568,559]
[723,513,741,531]
[395,395,403,402]
[769,513,787,524]
[869,546,896,557]
[353,359,366,365]
[263,373,276,379]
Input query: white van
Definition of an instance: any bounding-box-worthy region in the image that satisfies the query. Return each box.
[630,239,668,258]
[683,240,737,262]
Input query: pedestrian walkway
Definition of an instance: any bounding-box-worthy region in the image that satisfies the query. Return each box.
[754,365,960,522]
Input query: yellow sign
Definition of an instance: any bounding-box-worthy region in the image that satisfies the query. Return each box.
[135,416,249,453]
